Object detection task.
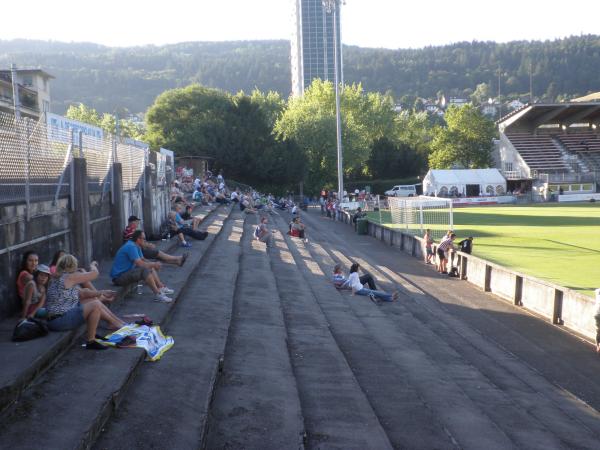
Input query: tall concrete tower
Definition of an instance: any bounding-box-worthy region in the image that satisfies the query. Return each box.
[291,0,343,97]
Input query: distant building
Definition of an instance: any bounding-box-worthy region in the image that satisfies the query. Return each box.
[0,68,54,119]
[481,103,499,118]
[507,99,525,111]
[291,0,343,97]
[448,97,469,107]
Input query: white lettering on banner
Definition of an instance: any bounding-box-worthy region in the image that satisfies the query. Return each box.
[46,112,104,143]
[450,195,516,206]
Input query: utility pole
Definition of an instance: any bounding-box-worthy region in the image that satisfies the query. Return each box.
[10,63,20,119]
[322,0,344,200]
[529,61,533,104]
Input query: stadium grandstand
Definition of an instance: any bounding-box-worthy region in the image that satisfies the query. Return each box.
[496,100,600,199]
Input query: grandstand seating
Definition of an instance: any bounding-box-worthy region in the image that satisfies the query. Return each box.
[555,131,600,170]
[505,133,570,171]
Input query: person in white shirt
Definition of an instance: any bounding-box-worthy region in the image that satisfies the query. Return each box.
[348,263,398,302]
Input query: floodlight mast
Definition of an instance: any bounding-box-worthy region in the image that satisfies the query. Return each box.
[322,0,344,200]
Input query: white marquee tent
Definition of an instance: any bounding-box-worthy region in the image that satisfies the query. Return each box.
[422,169,507,197]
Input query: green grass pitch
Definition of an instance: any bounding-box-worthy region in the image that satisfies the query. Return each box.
[367,203,600,296]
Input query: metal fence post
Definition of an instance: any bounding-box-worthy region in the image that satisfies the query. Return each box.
[25,119,31,221]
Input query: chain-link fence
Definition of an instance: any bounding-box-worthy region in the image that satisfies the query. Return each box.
[0,110,150,210]
[0,111,72,205]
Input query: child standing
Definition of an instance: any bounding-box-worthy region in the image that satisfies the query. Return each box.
[424,229,434,264]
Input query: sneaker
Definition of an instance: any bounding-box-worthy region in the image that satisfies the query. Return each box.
[181,242,192,248]
[86,340,108,350]
[179,252,189,267]
[155,293,173,303]
[161,286,175,295]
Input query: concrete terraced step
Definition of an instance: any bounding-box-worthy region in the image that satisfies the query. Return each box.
[0,206,233,450]
[270,214,458,450]
[0,202,218,415]
[203,215,305,450]
[92,209,246,450]
[300,209,600,449]
[267,214,393,449]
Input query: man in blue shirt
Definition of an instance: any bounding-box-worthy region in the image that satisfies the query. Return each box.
[111,230,175,303]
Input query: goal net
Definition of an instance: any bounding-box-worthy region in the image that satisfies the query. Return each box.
[388,196,453,239]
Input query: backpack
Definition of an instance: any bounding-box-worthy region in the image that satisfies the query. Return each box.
[12,318,49,342]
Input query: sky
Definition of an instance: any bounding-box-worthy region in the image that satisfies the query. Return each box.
[2,0,599,49]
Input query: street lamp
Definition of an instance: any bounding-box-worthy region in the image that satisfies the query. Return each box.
[322,0,344,200]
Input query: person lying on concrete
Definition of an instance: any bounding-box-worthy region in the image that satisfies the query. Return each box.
[289,216,306,239]
[16,250,39,303]
[436,233,456,274]
[20,264,50,320]
[348,263,398,302]
[111,230,175,303]
[332,263,378,291]
[123,216,188,266]
[254,216,277,247]
[46,254,125,350]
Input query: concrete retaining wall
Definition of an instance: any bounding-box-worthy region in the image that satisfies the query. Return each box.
[353,218,598,342]
[0,158,171,320]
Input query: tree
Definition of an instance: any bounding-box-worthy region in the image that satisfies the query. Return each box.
[145,83,305,192]
[274,79,397,191]
[368,137,424,179]
[470,82,491,105]
[428,105,495,169]
[65,103,145,140]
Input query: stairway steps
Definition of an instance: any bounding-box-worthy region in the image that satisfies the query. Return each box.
[271,215,459,449]
[203,216,305,450]
[93,210,245,450]
[302,210,600,448]
[0,206,232,450]
[268,215,393,449]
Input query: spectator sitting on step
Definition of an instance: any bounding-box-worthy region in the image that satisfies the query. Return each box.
[49,250,65,275]
[254,216,277,246]
[123,216,187,266]
[180,206,204,231]
[170,209,209,246]
[20,264,51,320]
[170,181,184,204]
[192,186,203,204]
[16,251,39,303]
[348,263,398,302]
[111,230,175,303]
[332,263,378,291]
[289,217,306,239]
[46,254,125,350]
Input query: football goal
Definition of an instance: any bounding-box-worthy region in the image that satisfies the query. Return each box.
[388,196,453,239]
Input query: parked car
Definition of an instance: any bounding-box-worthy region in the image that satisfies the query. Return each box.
[384,185,417,197]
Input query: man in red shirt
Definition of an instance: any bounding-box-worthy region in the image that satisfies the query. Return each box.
[123,216,187,266]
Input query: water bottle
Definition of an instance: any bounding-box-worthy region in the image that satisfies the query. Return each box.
[136,283,143,295]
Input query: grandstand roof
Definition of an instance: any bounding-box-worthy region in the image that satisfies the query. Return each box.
[498,102,600,132]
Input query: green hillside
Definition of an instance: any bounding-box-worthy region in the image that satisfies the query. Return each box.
[1,36,599,114]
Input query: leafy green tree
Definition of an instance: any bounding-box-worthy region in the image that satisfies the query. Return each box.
[65,103,145,140]
[274,79,397,191]
[428,105,495,169]
[368,137,424,179]
[470,83,491,105]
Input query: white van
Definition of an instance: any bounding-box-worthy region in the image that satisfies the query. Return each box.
[384,185,416,197]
